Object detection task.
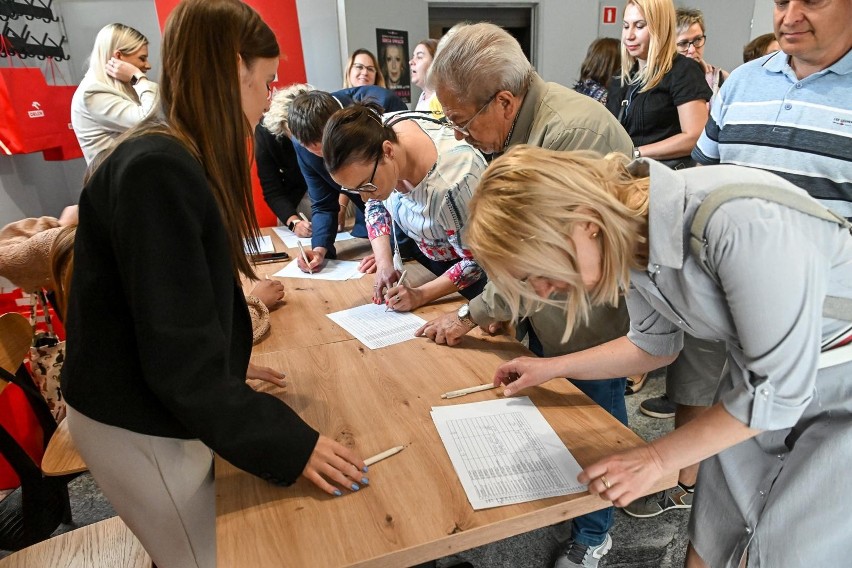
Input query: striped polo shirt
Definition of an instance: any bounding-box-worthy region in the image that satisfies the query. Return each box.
[693,49,852,217]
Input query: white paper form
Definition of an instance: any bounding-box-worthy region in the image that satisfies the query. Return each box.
[244,235,274,253]
[272,227,357,249]
[326,302,426,349]
[272,259,366,281]
[431,397,586,510]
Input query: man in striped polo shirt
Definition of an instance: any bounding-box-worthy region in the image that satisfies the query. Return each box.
[692,0,851,216]
[627,0,852,523]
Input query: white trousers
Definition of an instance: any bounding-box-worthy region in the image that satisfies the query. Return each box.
[66,405,216,568]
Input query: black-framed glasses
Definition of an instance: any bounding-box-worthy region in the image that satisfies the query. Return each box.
[445,93,497,137]
[352,62,377,74]
[676,35,706,52]
[340,154,381,195]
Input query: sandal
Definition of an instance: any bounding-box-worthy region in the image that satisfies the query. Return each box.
[625,372,648,395]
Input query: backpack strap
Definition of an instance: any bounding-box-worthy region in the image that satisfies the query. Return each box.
[383,110,445,129]
[689,183,852,321]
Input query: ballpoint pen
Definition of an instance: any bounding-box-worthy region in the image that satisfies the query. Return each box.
[385,269,407,312]
[296,241,313,275]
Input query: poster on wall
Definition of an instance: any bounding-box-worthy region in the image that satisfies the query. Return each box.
[375,28,410,103]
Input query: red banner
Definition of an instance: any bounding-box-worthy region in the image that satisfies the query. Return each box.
[154,0,308,227]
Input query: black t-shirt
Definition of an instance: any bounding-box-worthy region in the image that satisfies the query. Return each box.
[606,54,711,152]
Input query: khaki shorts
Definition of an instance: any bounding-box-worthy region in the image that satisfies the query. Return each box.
[666,334,727,406]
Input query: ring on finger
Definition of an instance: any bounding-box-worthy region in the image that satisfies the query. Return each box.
[600,475,611,490]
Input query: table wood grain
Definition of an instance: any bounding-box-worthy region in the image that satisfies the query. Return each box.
[217,337,676,567]
[0,516,149,568]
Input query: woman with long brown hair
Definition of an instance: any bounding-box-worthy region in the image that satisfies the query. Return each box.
[62,1,367,565]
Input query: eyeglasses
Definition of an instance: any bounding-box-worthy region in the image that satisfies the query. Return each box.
[676,35,706,52]
[445,93,497,137]
[352,63,377,74]
[340,154,381,195]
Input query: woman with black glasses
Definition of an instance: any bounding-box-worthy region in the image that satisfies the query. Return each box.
[322,102,488,312]
[676,7,729,97]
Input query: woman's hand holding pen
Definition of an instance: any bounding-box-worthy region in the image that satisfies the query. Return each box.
[302,435,369,497]
[492,356,558,396]
[297,247,325,273]
[293,219,312,238]
[385,281,422,312]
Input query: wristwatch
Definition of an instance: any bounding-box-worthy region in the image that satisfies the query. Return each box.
[130,72,146,86]
[288,219,298,232]
[632,147,641,159]
[457,304,476,329]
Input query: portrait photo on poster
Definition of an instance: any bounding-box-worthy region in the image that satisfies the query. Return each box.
[376,28,410,102]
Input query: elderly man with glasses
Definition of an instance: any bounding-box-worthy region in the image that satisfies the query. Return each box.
[417,22,635,568]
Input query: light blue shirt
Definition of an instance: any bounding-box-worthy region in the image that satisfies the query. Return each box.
[693,49,852,217]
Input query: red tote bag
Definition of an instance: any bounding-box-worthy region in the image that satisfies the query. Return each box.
[0,66,62,156]
[41,85,84,161]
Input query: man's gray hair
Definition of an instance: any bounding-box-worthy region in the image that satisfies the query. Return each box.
[262,83,316,138]
[428,22,533,107]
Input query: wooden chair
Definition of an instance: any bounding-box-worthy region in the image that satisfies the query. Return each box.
[0,516,151,567]
[0,312,73,550]
[0,313,31,397]
[41,418,87,477]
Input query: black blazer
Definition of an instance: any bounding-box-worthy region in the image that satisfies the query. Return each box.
[255,124,308,225]
[63,135,319,486]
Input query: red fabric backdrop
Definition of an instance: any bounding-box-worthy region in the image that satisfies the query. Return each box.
[153,0,307,227]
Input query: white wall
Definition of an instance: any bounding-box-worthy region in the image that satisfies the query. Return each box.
[750,0,775,39]
[295,0,343,91]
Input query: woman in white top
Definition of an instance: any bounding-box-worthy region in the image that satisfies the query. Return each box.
[71,23,159,164]
[409,38,444,119]
[322,102,487,312]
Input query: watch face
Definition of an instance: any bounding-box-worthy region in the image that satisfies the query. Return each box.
[458,304,470,319]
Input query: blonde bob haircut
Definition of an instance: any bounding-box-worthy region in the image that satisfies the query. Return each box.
[466,145,649,341]
[620,0,678,92]
[263,83,316,138]
[87,23,149,100]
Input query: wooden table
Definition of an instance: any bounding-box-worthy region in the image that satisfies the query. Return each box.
[218,229,676,567]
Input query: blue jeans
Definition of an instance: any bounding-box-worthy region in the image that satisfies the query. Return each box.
[528,327,628,547]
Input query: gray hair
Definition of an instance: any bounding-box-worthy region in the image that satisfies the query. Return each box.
[262,83,316,138]
[428,22,533,107]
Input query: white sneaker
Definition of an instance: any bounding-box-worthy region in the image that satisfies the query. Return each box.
[553,533,612,568]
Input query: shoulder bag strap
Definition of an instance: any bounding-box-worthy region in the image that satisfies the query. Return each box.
[689,183,852,320]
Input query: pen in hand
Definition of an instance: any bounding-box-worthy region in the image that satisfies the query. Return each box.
[296,241,313,275]
[385,269,407,312]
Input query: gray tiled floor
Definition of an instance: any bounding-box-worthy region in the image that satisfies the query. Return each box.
[1,371,689,566]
